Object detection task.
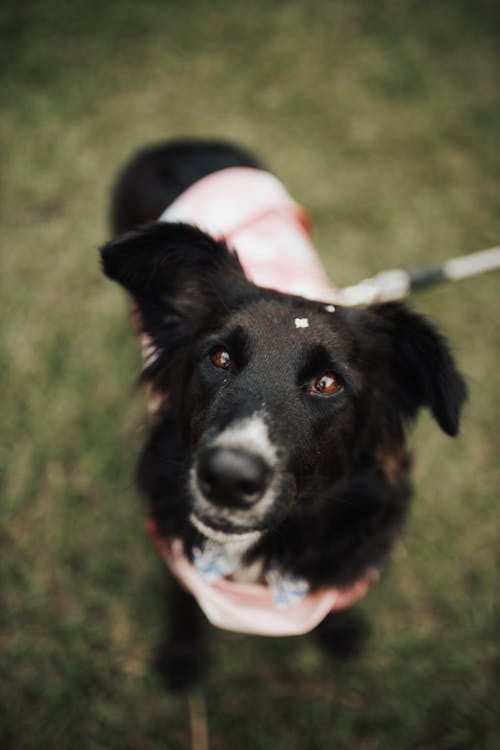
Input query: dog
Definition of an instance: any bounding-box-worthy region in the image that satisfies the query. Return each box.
[100,139,467,690]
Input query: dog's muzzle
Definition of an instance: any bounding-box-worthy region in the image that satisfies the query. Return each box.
[197,446,271,508]
[189,413,282,538]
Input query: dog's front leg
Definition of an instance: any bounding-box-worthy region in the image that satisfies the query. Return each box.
[313,609,369,661]
[154,577,207,692]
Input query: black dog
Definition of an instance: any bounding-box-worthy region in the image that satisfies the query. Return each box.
[101,139,466,690]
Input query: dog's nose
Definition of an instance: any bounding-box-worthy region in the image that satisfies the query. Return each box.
[197,447,270,507]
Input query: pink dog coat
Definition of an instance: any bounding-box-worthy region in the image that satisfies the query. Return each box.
[144,167,376,635]
[148,520,376,636]
[159,167,337,302]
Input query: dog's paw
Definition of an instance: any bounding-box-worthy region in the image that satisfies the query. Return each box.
[314,610,370,661]
[153,640,206,692]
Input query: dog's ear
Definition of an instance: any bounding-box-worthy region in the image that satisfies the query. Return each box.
[101,221,249,307]
[370,302,467,436]
[100,222,253,368]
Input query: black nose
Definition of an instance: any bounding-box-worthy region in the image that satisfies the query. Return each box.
[197,447,271,508]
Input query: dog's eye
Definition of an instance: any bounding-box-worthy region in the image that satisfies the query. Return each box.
[311,373,342,396]
[209,348,232,370]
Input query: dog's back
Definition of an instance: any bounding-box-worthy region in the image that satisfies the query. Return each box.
[110,139,262,235]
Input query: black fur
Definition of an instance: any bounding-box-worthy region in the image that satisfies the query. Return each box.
[101,139,467,690]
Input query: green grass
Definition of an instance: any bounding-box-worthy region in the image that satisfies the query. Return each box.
[1,1,499,747]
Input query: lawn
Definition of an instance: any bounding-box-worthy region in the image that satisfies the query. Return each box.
[1,1,499,748]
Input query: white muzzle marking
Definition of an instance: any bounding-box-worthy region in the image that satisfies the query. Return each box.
[189,412,281,539]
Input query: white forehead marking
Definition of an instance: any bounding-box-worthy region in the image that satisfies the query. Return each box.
[294,318,309,328]
[324,305,336,313]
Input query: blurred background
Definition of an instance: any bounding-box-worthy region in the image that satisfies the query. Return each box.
[1,1,499,748]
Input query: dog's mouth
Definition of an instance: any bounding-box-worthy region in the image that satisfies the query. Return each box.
[189,512,263,545]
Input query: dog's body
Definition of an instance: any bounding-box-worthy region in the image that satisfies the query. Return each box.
[102,139,466,690]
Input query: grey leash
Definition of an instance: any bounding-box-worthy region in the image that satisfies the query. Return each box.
[335,245,500,306]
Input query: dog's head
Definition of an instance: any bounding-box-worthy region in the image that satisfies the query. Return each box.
[101,223,467,544]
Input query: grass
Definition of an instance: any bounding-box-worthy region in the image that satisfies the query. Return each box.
[1,1,499,747]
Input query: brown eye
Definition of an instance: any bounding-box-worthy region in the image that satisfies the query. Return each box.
[210,348,232,370]
[312,373,342,395]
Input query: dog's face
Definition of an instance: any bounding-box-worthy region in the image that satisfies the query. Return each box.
[185,296,375,538]
[101,223,466,544]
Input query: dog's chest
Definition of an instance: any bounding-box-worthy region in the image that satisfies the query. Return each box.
[193,538,266,584]
[229,556,265,584]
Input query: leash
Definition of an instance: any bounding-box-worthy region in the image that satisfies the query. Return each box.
[189,692,210,750]
[335,244,500,306]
